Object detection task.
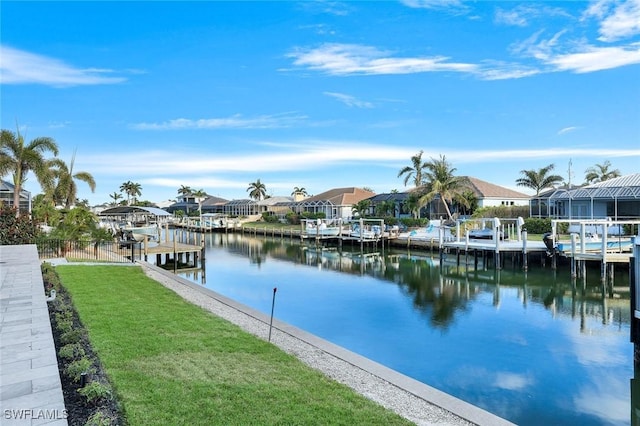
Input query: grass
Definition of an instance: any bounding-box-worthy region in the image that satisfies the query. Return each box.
[55,265,412,426]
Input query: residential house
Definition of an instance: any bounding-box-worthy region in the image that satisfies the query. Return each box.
[0,180,31,214]
[541,173,640,220]
[166,194,227,215]
[462,177,530,208]
[291,187,376,219]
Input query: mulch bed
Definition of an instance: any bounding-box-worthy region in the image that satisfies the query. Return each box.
[45,271,124,426]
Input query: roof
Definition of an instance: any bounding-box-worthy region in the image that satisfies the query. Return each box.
[0,180,30,195]
[99,206,171,216]
[463,177,530,199]
[367,192,410,202]
[256,196,293,206]
[301,187,376,205]
[550,173,640,200]
[201,195,228,206]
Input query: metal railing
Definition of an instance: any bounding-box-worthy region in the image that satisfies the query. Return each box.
[34,238,141,263]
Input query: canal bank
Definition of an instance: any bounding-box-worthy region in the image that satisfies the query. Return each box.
[138,261,514,426]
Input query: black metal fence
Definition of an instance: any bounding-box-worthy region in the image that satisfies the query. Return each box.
[34,239,142,263]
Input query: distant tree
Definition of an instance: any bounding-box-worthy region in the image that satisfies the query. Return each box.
[516,164,563,196]
[376,200,396,217]
[584,160,621,184]
[247,179,267,201]
[178,185,193,198]
[351,199,371,217]
[291,186,308,197]
[418,155,465,221]
[120,181,142,205]
[457,189,478,216]
[362,186,374,193]
[398,150,427,188]
[109,192,123,206]
[192,189,208,216]
[0,128,59,216]
[405,193,421,219]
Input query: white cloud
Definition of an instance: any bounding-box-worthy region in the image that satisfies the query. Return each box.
[287,43,477,76]
[323,92,374,108]
[400,0,469,13]
[132,113,308,130]
[547,43,640,72]
[584,0,640,41]
[0,45,126,87]
[558,126,580,135]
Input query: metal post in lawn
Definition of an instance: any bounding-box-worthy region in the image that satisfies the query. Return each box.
[268,287,277,342]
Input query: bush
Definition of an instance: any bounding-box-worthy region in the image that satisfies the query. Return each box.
[65,357,96,383]
[78,381,112,405]
[84,410,115,426]
[399,218,429,228]
[59,343,86,360]
[60,329,84,345]
[261,212,279,223]
[472,205,530,219]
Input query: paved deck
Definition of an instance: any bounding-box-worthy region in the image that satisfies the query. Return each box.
[0,245,67,425]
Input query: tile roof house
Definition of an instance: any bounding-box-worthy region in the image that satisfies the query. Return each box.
[462,177,530,208]
[292,187,376,219]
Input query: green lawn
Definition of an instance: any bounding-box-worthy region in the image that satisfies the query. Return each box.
[56,265,412,425]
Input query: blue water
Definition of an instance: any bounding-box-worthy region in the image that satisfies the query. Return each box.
[170,232,633,425]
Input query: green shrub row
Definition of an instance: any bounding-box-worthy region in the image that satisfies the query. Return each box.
[42,263,121,425]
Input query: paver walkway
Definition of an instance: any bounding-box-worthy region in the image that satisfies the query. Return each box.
[0,245,67,425]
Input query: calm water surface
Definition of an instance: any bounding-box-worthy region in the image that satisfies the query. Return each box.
[167,232,634,426]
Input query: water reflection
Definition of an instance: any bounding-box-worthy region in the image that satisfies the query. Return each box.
[174,232,632,426]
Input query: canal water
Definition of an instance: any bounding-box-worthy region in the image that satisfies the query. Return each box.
[168,232,634,425]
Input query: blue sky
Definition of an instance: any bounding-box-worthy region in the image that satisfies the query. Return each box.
[1,0,639,206]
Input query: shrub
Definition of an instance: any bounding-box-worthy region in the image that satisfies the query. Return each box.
[65,357,96,383]
[60,329,84,345]
[78,381,112,405]
[56,318,74,334]
[59,343,86,360]
[84,410,114,426]
[261,212,279,223]
[471,205,530,219]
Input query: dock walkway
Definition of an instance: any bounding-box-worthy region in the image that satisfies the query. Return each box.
[0,245,67,425]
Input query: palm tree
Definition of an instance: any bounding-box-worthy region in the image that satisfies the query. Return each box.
[47,150,96,208]
[584,160,621,184]
[120,181,142,205]
[109,192,123,206]
[398,150,427,187]
[418,155,465,221]
[291,186,308,197]
[192,189,208,216]
[516,164,563,196]
[178,185,193,198]
[351,199,371,217]
[247,179,267,201]
[405,193,421,219]
[0,128,59,215]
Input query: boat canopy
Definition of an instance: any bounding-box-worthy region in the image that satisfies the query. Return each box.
[99,206,171,217]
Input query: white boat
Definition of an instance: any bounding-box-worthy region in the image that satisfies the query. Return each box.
[303,219,342,238]
[554,232,633,253]
[350,224,381,239]
[399,220,455,242]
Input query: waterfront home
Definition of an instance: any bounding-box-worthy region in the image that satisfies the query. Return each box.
[291,187,376,220]
[166,194,228,215]
[531,173,640,220]
[462,176,530,208]
[368,177,529,220]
